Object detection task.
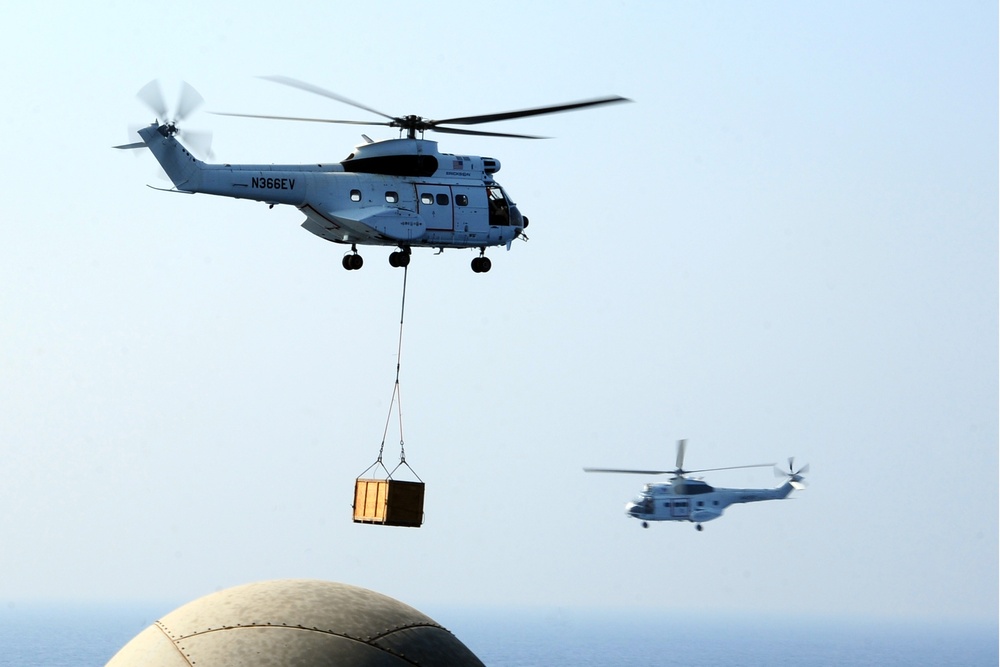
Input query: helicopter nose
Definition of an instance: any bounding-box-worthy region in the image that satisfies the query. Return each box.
[510,204,526,229]
[625,502,642,517]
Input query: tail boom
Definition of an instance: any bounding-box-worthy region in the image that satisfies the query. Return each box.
[135,123,337,205]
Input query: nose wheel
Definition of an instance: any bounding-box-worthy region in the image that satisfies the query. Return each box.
[641,521,649,529]
[471,249,492,273]
[696,524,703,532]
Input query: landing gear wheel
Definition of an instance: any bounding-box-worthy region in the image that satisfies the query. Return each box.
[642,521,649,529]
[471,256,492,273]
[389,249,411,268]
[696,524,703,532]
[343,253,363,270]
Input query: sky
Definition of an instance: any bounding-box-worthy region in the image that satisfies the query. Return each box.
[0,0,996,629]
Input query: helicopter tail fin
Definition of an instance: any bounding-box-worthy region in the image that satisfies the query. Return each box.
[135,124,204,192]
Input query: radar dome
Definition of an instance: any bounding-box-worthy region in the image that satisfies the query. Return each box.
[105,579,485,666]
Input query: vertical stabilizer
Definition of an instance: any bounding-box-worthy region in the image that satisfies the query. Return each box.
[137,124,203,191]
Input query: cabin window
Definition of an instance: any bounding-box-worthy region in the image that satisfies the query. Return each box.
[436,193,450,206]
[456,194,469,206]
[350,189,362,202]
[385,191,399,203]
[420,193,434,205]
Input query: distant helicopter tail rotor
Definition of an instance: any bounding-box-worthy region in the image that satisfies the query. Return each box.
[775,457,809,490]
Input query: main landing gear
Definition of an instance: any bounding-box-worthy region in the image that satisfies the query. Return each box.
[342,245,363,271]
[471,248,492,273]
[388,247,411,268]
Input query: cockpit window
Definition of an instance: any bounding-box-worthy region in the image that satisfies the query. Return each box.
[487,186,510,226]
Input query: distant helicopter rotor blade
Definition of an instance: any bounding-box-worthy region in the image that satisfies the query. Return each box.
[583,468,672,475]
[259,75,398,122]
[433,95,632,126]
[676,439,687,471]
[683,463,776,475]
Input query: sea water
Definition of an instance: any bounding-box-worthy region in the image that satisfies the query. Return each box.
[0,605,995,666]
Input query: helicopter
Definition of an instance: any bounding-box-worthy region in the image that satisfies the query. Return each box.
[115,77,630,272]
[584,440,808,531]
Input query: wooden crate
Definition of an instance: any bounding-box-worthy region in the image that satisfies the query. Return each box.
[353,479,424,527]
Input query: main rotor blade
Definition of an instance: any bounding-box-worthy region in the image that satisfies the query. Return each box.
[676,439,687,470]
[432,125,547,139]
[259,75,398,122]
[212,111,391,127]
[435,95,631,126]
[683,463,776,474]
[583,468,672,475]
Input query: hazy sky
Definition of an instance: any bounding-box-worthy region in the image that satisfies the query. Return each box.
[1,1,996,626]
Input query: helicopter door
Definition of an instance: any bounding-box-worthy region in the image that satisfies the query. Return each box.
[670,499,690,519]
[452,185,487,234]
[417,185,454,232]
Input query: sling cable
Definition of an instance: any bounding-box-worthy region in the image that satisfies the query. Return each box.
[353,265,425,527]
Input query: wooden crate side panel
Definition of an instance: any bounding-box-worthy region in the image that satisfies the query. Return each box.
[385,480,425,527]
[353,479,389,523]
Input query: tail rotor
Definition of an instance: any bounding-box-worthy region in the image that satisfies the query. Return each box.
[117,79,213,159]
[775,457,809,490]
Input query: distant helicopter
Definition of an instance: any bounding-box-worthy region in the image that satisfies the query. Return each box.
[115,77,630,272]
[584,440,808,531]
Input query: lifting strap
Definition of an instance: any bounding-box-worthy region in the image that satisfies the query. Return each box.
[360,264,421,482]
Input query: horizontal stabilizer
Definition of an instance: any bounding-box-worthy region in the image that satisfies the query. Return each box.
[146,184,195,194]
[113,141,146,150]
